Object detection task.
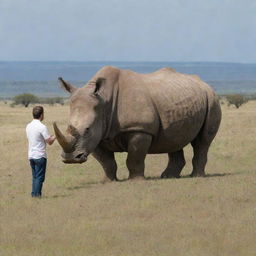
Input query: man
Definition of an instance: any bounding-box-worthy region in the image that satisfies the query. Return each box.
[26,106,55,198]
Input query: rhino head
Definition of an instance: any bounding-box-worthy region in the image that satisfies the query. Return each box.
[54,77,107,164]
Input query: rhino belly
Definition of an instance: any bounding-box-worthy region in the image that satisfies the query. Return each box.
[149,110,206,153]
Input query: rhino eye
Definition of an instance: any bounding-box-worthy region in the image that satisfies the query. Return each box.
[85,128,90,133]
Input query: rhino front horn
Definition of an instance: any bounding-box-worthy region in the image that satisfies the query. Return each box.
[53,122,74,152]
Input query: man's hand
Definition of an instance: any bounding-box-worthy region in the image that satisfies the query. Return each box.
[46,135,56,145]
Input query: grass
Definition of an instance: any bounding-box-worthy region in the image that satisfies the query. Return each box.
[0,101,256,256]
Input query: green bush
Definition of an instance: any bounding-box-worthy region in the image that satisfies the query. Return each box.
[225,94,248,109]
[13,93,39,107]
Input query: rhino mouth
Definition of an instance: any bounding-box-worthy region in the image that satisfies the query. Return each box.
[62,152,88,164]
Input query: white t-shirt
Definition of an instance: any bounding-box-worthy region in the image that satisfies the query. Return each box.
[26,119,51,159]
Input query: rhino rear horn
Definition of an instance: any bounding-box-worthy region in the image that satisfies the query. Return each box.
[58,77,77,94]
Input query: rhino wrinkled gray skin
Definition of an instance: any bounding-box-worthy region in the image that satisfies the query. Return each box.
[54,66,221,181]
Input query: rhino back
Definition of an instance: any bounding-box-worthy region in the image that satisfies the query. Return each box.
[117,68,215,152]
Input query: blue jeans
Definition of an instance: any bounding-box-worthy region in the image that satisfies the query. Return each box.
[29,158,47,197]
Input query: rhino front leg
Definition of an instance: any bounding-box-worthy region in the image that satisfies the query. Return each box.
[161,150,186,178]
[126,132,152,180]
[92,146,118,182]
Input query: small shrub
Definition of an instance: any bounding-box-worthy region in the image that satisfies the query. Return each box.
[39,97,64,105]
[248,94,256,101]
[10,102,16,108]
[13,93,39,107]
[225,94,248,109]
[218,95,226,105]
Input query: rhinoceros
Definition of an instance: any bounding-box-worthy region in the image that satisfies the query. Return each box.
[53,66,221,181]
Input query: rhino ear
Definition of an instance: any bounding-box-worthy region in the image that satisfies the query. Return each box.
[58,77,77,94]
[93,77,106,95]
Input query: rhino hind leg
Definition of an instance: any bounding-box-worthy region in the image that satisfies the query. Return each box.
[92,146,118,182]
[190,139,210,177]
[191,101,221,177]
[126,132,152,179]
[161,150,186,179]
[190,125,219,177]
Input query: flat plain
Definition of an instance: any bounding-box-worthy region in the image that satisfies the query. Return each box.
[0,101,255,256]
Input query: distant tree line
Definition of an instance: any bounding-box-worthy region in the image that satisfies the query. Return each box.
[10,92,256,109]
[12,93,65,107]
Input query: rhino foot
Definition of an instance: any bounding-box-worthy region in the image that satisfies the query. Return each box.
[101,176,118,184]
[128,175,145,181]
[161,172,181,179]
[190,171,206,178]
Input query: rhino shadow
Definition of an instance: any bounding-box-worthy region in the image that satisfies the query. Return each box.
[63,172,241,191]
[145,172,239,181]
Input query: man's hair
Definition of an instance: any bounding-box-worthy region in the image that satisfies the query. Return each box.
[33,106,44,119]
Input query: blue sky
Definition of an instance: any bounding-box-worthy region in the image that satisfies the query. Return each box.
[0,0,255,62]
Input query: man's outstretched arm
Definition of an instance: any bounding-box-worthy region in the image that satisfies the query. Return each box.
[45,135,56,145]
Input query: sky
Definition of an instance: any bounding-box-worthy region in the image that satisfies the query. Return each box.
[0,0,255,62]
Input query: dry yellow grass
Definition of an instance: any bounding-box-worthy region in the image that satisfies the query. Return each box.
[0,101,256,256]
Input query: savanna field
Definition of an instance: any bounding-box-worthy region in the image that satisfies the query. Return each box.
[0,100,256,256]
